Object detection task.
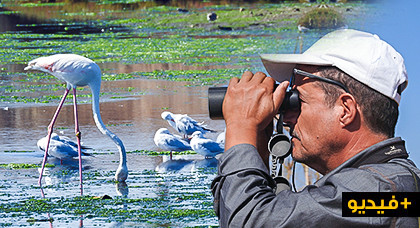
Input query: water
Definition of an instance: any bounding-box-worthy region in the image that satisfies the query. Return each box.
[0,1,373,227]
[0,79,225,151]
[0,56,226,226]
[0,78,225,227]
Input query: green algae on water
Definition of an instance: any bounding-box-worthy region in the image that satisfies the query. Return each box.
[0,163,55,169]
[128,149,196,156]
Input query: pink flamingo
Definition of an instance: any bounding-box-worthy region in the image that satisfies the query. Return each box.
[25,54,128,196]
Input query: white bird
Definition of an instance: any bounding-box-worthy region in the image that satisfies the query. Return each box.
[190,131,224,158]
[297,24,310,33]
[51,132,91,150]
[25,54,128,196]
[161,111,216,138]
[154,128,192,160]
[216,129,225,145]
[37,133,92,163]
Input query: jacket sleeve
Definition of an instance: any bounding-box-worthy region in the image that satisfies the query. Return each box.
[211,144,277,226]
[210,144,402,228]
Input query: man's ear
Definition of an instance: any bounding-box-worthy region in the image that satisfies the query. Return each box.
[338,94,358,127]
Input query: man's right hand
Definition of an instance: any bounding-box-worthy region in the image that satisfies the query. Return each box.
[222,71,289,153]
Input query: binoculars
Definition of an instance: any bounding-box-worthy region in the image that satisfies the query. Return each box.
[208,86,300,120]
[208,85,299,193]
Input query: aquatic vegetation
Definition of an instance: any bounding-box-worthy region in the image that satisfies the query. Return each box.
[3,150,34,153]
[0,94,86,104]
[104,68,247,84]
[0,2,367,66]
[128,149,196,155]
[0,163,55,169]
[0,165,218,226]
[0,195,215,222]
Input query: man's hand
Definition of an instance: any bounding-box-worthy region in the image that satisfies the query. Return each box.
[223,71,289,164]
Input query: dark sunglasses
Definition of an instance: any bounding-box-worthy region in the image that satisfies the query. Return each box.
[280,68,350,112]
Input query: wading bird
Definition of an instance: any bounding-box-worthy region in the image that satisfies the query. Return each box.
[190,131,224,158]
[161,111,216,138]
[25,54,128,196]
[37,133,92,163]
[50,132,91,149]
[216,129,225,146]
[154,128,192,160]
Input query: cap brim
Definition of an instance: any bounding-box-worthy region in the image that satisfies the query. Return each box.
[260,54,333,82]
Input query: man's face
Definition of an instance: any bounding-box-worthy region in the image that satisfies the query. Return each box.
[284,66,341,173]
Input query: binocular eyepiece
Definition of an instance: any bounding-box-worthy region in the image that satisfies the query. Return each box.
[208,86,300,120]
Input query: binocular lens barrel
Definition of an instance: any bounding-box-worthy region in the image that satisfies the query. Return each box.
[208,86,299,120]
[208,87,228,120]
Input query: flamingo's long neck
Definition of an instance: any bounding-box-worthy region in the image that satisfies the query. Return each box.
[90,83,127,169]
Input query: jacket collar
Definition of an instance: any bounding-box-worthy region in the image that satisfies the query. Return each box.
[316,137,408,185]
[346,137,408,168]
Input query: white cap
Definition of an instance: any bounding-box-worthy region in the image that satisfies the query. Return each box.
[260,29,408,104]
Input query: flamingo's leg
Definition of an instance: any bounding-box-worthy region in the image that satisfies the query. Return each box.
[72,88,83,196]
[39,88,70,197]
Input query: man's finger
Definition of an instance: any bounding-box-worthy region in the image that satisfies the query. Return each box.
[252,71,267,84]
[239,71,253,83]
[228,77,240,87]
[273,81,290,112]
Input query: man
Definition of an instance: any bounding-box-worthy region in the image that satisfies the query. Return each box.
[211,29,420,227]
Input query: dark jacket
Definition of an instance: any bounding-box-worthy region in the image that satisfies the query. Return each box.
[211,137,420,227]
